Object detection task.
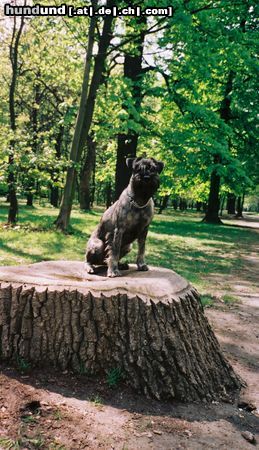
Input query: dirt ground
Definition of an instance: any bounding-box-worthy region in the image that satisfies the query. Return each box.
[0,218,259,449]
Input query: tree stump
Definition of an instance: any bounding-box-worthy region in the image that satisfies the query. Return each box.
[0,261,241,401]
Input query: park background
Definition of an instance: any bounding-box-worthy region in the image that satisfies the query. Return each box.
[0,1,259,449]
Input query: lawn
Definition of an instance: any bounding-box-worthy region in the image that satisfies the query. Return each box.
[0,199,258,294]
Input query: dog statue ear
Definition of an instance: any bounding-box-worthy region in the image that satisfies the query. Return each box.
[126,157,135,170]
[156,161,164,173]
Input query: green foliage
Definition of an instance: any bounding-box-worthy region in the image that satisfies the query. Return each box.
[48,443,66,450]
[200,295,214,308]
[0,0,258,217]
[0,435,46,450]
[16,355,31,373]
[22,436,45,449]
[0,437,20,450]
[53,409,63,421]
[76,360,96,376]
[21,415,38,424]
[106,367,124,387]
[88,394,103,406]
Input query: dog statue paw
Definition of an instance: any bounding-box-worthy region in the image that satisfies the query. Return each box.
[85,262,95,274]
[137,263,149,271]
[107,268,122,278]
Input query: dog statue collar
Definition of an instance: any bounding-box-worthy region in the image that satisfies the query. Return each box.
[127,192,151,209]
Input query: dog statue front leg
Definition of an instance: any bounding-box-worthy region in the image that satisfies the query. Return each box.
[107,228,123,277]
[137,227,149,271]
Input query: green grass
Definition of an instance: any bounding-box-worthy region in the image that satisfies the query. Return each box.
[88,394,103,406]
[0,436,45,450]
[106,367,123,387]
[0,199,99,266]
[0,200,258,295]
[21,415,38,424]
[53,409,63,421]
[222,294,241,304]
[16,355,31,373]
[0,437,20,450]
[200,294,215,308]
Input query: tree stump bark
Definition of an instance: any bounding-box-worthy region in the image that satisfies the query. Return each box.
[0,261,241,401]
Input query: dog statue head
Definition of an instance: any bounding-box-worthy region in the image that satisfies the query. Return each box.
[126,157,164,197]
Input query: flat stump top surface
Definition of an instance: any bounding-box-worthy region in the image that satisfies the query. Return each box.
[0,261,189,301]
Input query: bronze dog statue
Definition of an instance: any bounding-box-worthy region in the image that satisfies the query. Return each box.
[85,157,164,277]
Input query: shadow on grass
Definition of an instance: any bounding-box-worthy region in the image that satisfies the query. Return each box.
[0,232,86,265]
[0,236,59,264]
[0,203,102,231]
[151,216,258,244]
[145,236,238,285]
[148,213,258,287]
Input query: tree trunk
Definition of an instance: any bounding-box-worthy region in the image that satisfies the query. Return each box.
[24,71,41,209]
[55,4,113,230]
[220,194,225,216]
[196,202,202,212]
[202,202,207,212]
[106,181,112,208]
[236,195,244,218]
[203,71,234,225]
[50,186,59,208]
[91,156,96,207]
[115,17,147,200]
[7,16,25,224]
[158,195,169,214]
[0,261,241,402]
[50,125,64,208]
[202,158,222,224]
[7,155,18,224]
[179,198,187,211]
[227,193,236,215]
[79,135,96,210]
[26,193,33,207]
[54,12,97,229]
[173,199,178,210]
[115,133,139,200]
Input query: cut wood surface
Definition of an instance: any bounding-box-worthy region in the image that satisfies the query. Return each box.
[0,261,241,401]
[0,260,189,300]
